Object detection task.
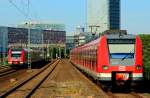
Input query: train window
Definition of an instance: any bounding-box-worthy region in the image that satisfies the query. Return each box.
[110,53,134,59]
[107,39,135,44]
[12,54,21,57]
[108,44,135,66]
[109,44,134,59]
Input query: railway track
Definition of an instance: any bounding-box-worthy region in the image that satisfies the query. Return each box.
[71,62,146,98]
[130,92,145,98]
[0,69,17,77]
[105,91,144,98]
[70,61,115,98]
[29,59,107,97]
[0,66,9,69]
[0,67,17,77]
[0,59,59,98]
[0,59,147,98]
[98,83,145,98]
[0,66,11,72]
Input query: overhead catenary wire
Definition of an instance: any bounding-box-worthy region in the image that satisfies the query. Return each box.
[8,0,32,70]
[30,1,41,21]
[8,0,29,18]
[8,0,41,22]
[27,0,30,18]
[21,0,29,18]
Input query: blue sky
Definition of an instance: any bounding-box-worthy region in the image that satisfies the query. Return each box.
[0,0,149,35]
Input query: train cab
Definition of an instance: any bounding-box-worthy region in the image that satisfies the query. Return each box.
[8,48,24,65]
[70,33,143,88]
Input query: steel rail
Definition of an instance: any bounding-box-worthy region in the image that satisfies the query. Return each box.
[71,61,147,98]
[0,67,12,73]
[131,92,145,98]
[67,60,116,98]
[0,69,17,77]
[25,59,60,98]
[0,60,58,98]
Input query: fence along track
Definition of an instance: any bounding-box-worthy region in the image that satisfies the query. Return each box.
[0,59,59,98]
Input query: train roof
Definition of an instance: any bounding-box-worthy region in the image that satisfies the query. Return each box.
[71,34,137,51]
[11,48,23,51]
[106,34,136,40]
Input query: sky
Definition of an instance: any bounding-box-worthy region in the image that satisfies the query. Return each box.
[0,0,150,35]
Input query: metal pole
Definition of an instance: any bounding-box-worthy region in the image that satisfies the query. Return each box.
[59,46,61,58]
[51,49,52,60]
[27,0,32,71]
[42,33,44,59]
[2,31,5,65]
[64,46,66,58]
[47,40,50,60]
[28,22,31,70]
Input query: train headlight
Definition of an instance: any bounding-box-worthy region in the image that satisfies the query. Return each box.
[102,65,108,70]
[136,65,141,70]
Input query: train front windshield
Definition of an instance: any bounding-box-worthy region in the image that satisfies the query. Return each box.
[108,39,135,66]
[12,54,21,57]
[11,51,21,58]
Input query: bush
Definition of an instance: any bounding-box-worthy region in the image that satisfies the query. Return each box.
[139,34,150,79]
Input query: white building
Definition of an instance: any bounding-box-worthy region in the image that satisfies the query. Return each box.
[87,0,120,34]
[18,21,65,31]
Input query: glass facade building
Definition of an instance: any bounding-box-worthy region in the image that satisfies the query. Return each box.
[0,26,66,61]
[43,30,66,45]
[18,22,65,31]
[0,27,8,63]
[0,26,66,48]
[87,0,120,33]
[7,27,42,47]
[109,0,120,29]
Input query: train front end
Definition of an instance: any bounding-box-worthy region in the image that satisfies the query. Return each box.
[98,34,143,87]
[8,48,24,65]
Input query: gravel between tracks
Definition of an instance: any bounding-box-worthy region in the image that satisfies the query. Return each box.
[5,60,58,98]
[31,59,109,98]
[0,61,51,95]
[1,59,149,98]
[0,69,40,94]
[32,59,149,98]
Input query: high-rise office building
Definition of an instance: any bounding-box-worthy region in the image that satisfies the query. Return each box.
[87,0,120,34]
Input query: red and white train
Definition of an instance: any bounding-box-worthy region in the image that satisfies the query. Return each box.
[70,34,143,88]
[8,48,44,65]
[8,48,27,65]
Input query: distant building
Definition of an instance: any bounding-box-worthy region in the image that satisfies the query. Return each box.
[103,30,127,35]
[87,0,120,34]
[0,27,8,60]
[0,25,66,60]
[74,34,84,47]
[66,36,74,50]
[78,33,86,45]
[74,33,93,47]
[66,36,75,56]
[66,34,90,57]
[0,26,66,48]
[43,30,66,47]
[75,26,85,35]
[18,21,65,31]
[74,26,85,47]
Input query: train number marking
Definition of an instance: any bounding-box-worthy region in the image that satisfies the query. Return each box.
[118,66,126,71]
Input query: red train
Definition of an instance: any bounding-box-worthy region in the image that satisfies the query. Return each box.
[8,48,27,65]
[70,34,143,88]
[8,48,44,65]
